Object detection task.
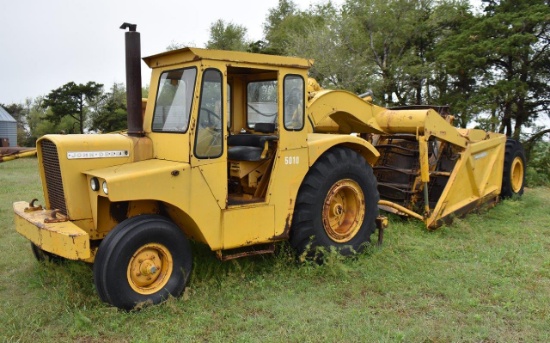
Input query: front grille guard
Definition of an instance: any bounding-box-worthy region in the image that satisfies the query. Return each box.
[40,140,68,216]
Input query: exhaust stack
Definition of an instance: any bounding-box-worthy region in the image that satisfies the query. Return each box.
[120,23,143,136]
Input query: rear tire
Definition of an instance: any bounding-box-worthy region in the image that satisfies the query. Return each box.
[290,147,379,261]
[93,215,192,310]
[501,139,526,198]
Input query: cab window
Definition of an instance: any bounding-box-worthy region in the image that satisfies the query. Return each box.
[152,67,197,132]
[195,69,223,158]
[247,80,277,129]
[283,75,304,131]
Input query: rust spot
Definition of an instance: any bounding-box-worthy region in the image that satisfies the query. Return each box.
[110,202,129,223]
[216,244,275,261]
[44,209,68,223]
[24,198,43,212]
[272,214,292,241]
[375,215,388,247]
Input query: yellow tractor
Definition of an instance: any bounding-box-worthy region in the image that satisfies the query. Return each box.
[13,24,525,310]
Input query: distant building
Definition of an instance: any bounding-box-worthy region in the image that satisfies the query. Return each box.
[0,106,17,147]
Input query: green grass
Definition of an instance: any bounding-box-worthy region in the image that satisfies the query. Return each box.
[1,158,549,342]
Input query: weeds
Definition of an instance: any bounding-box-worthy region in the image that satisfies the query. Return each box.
[1,159,549,342]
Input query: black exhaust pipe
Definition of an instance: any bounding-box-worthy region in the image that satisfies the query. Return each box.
[120,23,143,136]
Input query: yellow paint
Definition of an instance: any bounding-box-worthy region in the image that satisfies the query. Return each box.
[308,90,385,134]
[13,201,90,260]
[222,205,275,249]
[0,149,36,162]
[127,243,173,295]
[426,135,506,228]
[418,136,430,183]
[307,133,380,166]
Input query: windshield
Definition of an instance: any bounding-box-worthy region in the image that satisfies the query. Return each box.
[152,67,197,132]
[247,80,278,129]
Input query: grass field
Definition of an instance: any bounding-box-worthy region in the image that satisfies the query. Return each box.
[1,158,549,342]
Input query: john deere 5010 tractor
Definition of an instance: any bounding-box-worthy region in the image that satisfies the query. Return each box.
[13,24,525,310]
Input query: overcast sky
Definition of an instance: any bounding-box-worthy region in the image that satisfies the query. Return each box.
[0,0,348,105]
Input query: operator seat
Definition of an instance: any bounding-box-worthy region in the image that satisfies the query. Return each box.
[227,123,278,161]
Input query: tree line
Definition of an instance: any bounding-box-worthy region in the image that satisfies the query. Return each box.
[206,0,549,142]
[2,0,548,183]
[203,0,550,184]
[1,83,138,147]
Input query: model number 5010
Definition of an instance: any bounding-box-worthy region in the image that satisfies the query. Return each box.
[284,156,300,165]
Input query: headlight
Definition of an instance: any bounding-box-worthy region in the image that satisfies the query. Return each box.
[90,177,100,191]
[102,181,109,195]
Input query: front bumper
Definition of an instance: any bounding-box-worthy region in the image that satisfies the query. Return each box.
[13,201,90,260]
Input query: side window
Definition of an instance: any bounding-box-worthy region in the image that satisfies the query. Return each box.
[152,67,197,132]
[195,69,223,158]
[247,80,278,129]
[284,75,304,131]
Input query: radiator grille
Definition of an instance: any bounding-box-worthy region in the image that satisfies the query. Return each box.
[40,140,67,215]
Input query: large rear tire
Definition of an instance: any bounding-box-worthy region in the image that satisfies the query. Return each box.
[501,138,526,198]
[290,147,379,261]
[93,215,192,310]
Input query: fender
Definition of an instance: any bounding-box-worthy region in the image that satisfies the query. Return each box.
[307,89,386,134]
[307,133,380,167]
[83,159,220,249]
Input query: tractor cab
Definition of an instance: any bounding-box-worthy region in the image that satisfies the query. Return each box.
[143,48,311,205]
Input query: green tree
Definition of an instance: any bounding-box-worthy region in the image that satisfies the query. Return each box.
[340,0,446,106]
[90,83,128,133]
[525,140,550,186]
[280,3,359,89]
[429,0,480,128]
[206,19,248,51]
[262,0,340,57]
[43,81,103,134]
[445,0,550,138]
[263,0,300,55]
[166,42,185,51]
[24,96,76,146]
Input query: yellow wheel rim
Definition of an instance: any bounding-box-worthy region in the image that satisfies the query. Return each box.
[127,243,173,295]
[322,179,365,243]
[510,156,524,193]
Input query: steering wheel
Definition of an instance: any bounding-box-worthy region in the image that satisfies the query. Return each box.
[196,108,223,157]
[199,107,221,128]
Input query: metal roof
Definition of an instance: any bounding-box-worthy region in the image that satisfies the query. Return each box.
[143,47,313,70]
[0,106,16,123]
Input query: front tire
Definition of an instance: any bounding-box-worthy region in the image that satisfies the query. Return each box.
[93,215,192,310]
[501,138,526,198]
[290,147,379,261]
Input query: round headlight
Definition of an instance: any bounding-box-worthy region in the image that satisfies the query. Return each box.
[102,181,109,195]
[90,177,99,191]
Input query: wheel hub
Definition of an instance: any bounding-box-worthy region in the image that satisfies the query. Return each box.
[322,179,366,243]
[332,203,344,216]
[511,156,524,193]
[139,259,158,276]
[127,243,173,295]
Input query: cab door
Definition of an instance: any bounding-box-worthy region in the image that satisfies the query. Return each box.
[192,68,227,210]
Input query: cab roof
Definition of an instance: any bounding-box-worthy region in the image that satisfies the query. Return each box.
[143,47,313,70]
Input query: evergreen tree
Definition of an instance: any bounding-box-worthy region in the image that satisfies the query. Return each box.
[43,81,103,134]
